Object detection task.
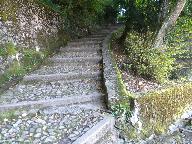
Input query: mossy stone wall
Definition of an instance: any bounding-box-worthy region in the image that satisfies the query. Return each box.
[0,0,64,49]
[0,0,65,75]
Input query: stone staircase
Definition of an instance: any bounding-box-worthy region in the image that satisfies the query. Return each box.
[0,27,119,143]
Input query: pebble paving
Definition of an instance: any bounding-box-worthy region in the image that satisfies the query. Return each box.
[0,106,104,143]
[0,78,103,104]
[53,51,101,58]
[0,30,116,143]
[31,64,101,75]
[64,44,101,50]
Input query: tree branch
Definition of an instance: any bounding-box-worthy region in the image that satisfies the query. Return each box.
[154,0,186,48]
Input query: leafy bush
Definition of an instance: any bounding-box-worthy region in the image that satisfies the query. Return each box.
[0,61,24,88]
[22,50,44,71]
[123,31,182,83]
[0,43,45,89]
[0,42,17,57]
[0,46,6,57]
[166,16,192,80]
[166,16,192,59]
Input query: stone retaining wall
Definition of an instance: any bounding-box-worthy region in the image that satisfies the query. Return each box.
[0,0,64,75]
[102,28,120,109]
[0,0,63,49]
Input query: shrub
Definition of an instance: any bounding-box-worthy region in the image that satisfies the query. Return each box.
[0,46,7,57]
[124,31,183,83]
[0,42,17,57]
[166,16,192,80]
[166,16,192,59]
[0,46,45,89]
[22,50,44,71]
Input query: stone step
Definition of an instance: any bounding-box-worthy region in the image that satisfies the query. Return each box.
[0,105,113,143]
[23,71,101,82]
[68,41,101,47]
[0,27,120,144]
[72,37,104,42]
[0,78,104,105]
[0,92,105,110]
[30,64,102,75]
[52,51,101,59]
[73,116,115,144]
[49,57,102,65]
[49,60,101,67]
[61,46,101,52]
[94,31,110,35]
[89,34,106,38]
[91,33,107,37]
[60,45,101,52]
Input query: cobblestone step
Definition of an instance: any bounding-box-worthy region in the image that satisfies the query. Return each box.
[0,26,119,144]
[0,105,112,144]
[52,51,101,59]
[24,71,101,81]
[68,41,101,47]
[72,37,104,42]
[30,64,101,75]
[0,92,105,111]
[0,79,104,105]
[60,47,101,52]
[49,60,101,67]
[89,34,106,38]
[49,56,102,65]
[94,32,110,36]
[61,46,101,52]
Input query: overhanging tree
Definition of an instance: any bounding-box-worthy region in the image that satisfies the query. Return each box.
[154,0,187,48]
[116,0,187,48]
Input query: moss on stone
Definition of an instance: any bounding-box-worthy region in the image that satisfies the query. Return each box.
[0,0,19,22]
[0,109,17,121]
[137,82,192,136]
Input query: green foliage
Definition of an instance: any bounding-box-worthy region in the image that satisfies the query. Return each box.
[0,61,25,87]
[183,0,192,16]
[0,42,17,57]
[6,42,17,56]
[0,46,7,57]
[166,16,192,59]
[22,50,44,71]
[108,35,134,120]
[0,109,16,121]
[166,16,192,80]
[0,44,45,89]
[114,0,160,32]
[40,0,114,36]
[123,31,181,83]
[0,0,18,22]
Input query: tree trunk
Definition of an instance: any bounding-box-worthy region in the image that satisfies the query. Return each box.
[118,0,135,45]
[154,0,186,48]
[118,23,130,45]
[158,0,169,24]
